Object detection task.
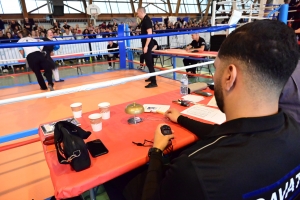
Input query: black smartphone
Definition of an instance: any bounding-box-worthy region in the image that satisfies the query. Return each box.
[194,90,213,97]
[86,139,109,158]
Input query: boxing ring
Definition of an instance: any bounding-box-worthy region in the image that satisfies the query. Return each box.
[0,9,289,199]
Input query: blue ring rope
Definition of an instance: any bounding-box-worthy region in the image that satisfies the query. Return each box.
[0,25,235,48]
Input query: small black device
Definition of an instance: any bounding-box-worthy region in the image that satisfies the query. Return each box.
[86,139,109,158]
[160,125,172,135]
[173,99,190,107]
[194,90,213,97]
[191,50,199,53]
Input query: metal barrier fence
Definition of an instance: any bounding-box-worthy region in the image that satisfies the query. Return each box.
[0,33,211,68]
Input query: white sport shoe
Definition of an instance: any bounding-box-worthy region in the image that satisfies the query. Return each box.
[107,66,112,70]
[82,59,85,63]
[48,85,54,91]
[78,59,81,64]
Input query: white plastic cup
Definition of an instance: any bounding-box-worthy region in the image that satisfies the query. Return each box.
[88,113,102,132]
[98,102,110,120]
[70,102,82,118]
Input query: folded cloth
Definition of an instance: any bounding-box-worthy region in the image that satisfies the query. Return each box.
[188,82,207,94]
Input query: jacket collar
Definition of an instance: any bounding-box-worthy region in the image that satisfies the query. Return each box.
[210,109,285,137]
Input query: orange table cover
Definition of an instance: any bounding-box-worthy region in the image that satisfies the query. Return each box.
[154,49,218,57]
[39,89,215,199]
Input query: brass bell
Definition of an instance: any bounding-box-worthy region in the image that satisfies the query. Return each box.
[125,102,144,124]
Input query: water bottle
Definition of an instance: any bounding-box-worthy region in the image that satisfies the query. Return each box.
[180,74,188,96]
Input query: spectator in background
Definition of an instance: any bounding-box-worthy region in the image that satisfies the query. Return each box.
[88,23,94,31]
[0,30,6,41]
[100,21,106,29]
[3,32,16,43]
[82,29,89,39]
[31,30,36,38]
[24,18,32,32]
[10,20,21,32]
[74,24,82,34]
[33,23,39,31]
[63,28,74,40]
[40,31,45,38]
[88,29,96,39]
[52,22,60,32]
[164,16,169,26]
[0,17,4,30]
[106,37,119,70]
[107,22,113,29]
[112,20,118,27]
[63,22,70,30]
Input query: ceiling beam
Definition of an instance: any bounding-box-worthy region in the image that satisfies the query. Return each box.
[138,0,143,8]
[167,0,172,14]
[130,0,136,16]
[196,0,201,14]
[19,0,28,18]
[149,3,167,13]
[82,0,87,13]
[203,0,212,22]
[63,4,85,14]
[175,0,181,15]
[28,3,47,14]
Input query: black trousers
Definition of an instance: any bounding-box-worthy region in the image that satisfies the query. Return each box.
[183,58,198,74]
[140,54,157,67]
[142,43,156,83]
[27,51,53,89]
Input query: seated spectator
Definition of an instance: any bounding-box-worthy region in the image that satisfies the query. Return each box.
[3,32,16,43]
[139,38,159,70]
[103,20,300,200]
[63,22,70,30]
[23,18,32,32]
[52,22,60,32]
[63,28,74,40]
[88,30,96,39]
[82,29,89,39]
[10,20,21,32]
[33,23,39,31]
[0,30,6,41]
[88,23,94,31]
[106,37,119,70]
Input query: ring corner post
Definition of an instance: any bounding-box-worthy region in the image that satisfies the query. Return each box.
[125,24,134,69]
[118,24,127,69]
[278,4,288,24]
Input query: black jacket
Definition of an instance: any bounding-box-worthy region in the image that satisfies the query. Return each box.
[142,110,300,200]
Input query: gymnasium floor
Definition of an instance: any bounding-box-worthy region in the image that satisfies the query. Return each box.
[0,58,214,200]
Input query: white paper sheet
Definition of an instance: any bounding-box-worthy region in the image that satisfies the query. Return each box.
[207,96,218,107]
[181,94,204,103]
[143,104,170,113]
[181,105,226,124]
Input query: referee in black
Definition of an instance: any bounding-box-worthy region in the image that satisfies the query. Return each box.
[137,7,157,88]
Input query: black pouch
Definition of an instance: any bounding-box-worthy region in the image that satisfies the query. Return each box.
[54,121,91,172]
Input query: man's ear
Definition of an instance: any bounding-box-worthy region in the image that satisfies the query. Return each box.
[223,64,237,92]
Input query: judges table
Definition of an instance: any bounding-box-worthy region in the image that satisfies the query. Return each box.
[38,89,215,199]
[153,49,218,58]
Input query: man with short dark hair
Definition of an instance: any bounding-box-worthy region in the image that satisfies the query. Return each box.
[183,33,207,75]
[137,7,157,88]
[63,22,70,30]
[104,20,300,200]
